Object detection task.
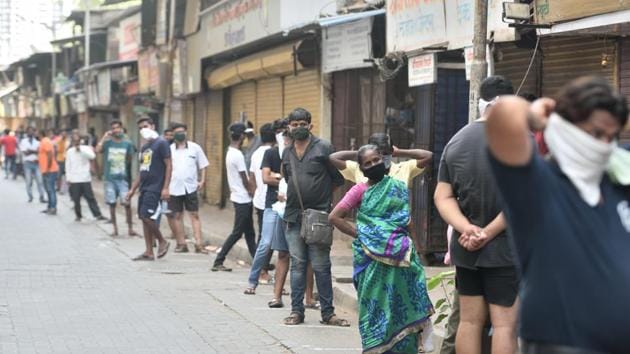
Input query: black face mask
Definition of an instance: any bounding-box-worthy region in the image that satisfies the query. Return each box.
[362,162,386,182]
[290,127,310,141]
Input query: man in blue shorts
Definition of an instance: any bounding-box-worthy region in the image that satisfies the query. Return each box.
[126,116,171,261]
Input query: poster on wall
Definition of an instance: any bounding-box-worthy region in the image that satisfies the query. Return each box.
[408,54,437,87]
[118,13,141,60]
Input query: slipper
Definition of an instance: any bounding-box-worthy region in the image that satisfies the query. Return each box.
[283,312,304,325]
[282,288,290,296]
[243,288,256,295]
[132,254,154,261]
[268,299,284,308]
[157,241,170,259]
[320,314,350,327]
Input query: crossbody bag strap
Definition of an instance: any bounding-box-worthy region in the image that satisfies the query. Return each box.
[288,151,305,211]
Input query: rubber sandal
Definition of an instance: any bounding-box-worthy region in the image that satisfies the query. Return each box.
[305,301,320,310]
[132,254,154,261]
[282,288,290,296]
[320,314,350,327]
[194,244,209,254]
[283,312,304,325]
[268,299,284,308]
[243,288,256,295]
[157,241,170,259]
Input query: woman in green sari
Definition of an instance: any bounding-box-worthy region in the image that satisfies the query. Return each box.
[329,144,434,354]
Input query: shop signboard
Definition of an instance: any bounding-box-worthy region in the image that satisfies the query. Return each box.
[408,54,437,87]
[322,18,373,73]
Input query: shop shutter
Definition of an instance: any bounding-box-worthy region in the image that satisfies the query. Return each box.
[255,77,283,127]
[205,90,224,206]
[494,42,540,97]
[283,69,321,133]
[619,38,630,145]
[193,94,207,149]
[542,36,616,98]
[230,81,257,124]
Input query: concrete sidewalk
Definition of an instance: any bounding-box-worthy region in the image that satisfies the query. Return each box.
[87,179,454,346]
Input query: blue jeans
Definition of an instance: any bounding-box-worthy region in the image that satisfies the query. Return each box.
[248,209,279,288]
[43,172,58,209]
[285,220,334,320]
[23,161,45,200]
[4,155,16,178]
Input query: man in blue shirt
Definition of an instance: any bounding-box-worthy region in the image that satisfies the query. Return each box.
[486,76,630,354]
[126,117,172,261]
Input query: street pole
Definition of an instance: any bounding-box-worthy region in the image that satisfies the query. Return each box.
[81,0,91,135]
[163,0,177,128]
[51,22,57,129]
[468,0,488,123]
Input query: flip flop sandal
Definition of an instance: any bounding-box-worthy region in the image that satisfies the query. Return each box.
[283,312,304,325]
[320,315,350,327]
[243,288,256,295]
[132,254,155,261]
[157,241,170,259]
[268,299,284,308]
[282,288,290,296]
[305,302,320,310]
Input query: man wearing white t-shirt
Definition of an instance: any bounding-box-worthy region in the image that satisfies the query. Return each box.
[212,123,257,272]
[167,123,210,254]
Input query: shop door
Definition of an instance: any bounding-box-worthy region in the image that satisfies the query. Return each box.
[256,77,283,127]
[414,68,469,260]
[542,36,616,97]
[283,69,321,133]
[230,81,257,124]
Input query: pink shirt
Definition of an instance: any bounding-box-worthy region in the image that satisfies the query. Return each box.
[337,182,369,211]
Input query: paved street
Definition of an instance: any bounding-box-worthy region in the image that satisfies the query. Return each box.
[0,179,360,353]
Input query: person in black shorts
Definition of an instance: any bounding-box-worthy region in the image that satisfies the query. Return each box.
[167,123,209,253]
[434,76,519,354]
[125,116,172,261]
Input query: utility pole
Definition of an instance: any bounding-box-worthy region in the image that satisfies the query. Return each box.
[163,0,177,128]
[468,0,488,122]
[81,0,91,135]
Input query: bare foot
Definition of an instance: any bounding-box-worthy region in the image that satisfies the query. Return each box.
[110,231,119,237]
[128,230,140,237]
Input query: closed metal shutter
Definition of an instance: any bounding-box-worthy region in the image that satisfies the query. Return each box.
[230,81,257,124]
[193,94,207,149]
[542,36,616,97]
[205,90,224,206]
[494,42,540,96]
[620,38,630,145]
[283,69,321,133]
[255,77,283,127]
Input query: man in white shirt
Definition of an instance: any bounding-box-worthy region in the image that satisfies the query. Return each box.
[212,123,257,272]
[167,123,210,253]
[19,127,46,203]
[66,134,106,222]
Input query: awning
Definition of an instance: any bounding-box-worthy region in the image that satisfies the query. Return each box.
[318,9,385,28]
[207,41,306,90]
[538,9,630,36]
[50,31,107,45]
[75,59,137,75]
[0,83,19,99]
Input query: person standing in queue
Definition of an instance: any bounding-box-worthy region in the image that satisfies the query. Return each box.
[125,116,172,261]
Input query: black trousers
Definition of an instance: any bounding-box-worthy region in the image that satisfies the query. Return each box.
[214,202,256,266]
[69,182,102,219]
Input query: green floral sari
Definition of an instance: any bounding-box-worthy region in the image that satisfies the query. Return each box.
[354,176,433,353]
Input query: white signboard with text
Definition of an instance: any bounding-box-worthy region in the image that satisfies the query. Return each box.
[322,18,373,73]
[386,0,447,53]
[408,54,437,87]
